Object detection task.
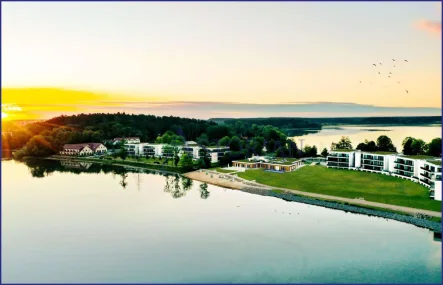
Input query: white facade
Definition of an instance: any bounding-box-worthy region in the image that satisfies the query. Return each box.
[433,181,442,201]
[123,142,229,163]
[78,146,93,156]
[327,150,442,200]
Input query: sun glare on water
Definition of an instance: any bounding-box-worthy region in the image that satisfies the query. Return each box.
[2,112,9,120]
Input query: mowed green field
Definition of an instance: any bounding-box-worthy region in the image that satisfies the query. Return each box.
[237,166,442,212]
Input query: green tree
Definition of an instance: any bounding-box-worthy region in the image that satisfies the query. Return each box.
[119,147,128,160]
[304,145,317,157]
[426,138,442,157]
[180,153,194,171]
[321,148,328,157]
[376,135,396,152]
[218,136,231,147]
[402,137,414,155]
[410,139,426,155]
[197,134,209,146]
[331,136,352,150]
[229,136,242,151]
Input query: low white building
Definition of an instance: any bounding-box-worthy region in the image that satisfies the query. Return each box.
[123,142,229,163]
[60,144,94,156]
[114,137,141,145]
[327,149,442,200]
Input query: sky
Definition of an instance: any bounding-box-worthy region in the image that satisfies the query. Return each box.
[1,1,442,120]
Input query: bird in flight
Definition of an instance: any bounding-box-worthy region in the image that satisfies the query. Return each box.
[404,60,408,62]
[359,81,362,83]
[379,62,382,65]
[388,76,391,78]
[392,59,396,61]
[389,72,392,74]
[373,64,376,66]
[393,65,396,67]
[405,90,409,93]
[378,72,381,74]
[397,81,401,84]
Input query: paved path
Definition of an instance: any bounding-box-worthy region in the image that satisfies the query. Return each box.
[184,170,442,218]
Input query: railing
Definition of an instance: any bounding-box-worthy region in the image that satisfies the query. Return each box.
[327,157,349,162]
[394,165,414,172]
[395,171,413,177]
[420,178,430,184]
[394,160,414,166]
[361,165,383,171]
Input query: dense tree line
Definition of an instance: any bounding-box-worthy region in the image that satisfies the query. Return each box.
[218,118,321,130]
[2,113,217,158]
[213,116,441,127]
[329,136,441,157]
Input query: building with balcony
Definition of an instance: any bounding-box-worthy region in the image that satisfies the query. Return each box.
[418,160,442,189]
[326,150,358,169]
[326,150,442,201]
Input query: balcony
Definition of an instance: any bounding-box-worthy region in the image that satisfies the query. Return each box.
[327,162,349,167]
[362,165,383,171]
[395,160,414,166]
[395,171,413,177]
[394,166,414,172]
[420,178,431,185]
[362,156,383,161]
[420,166,431,172]
[327,157,349,163]
[362,161,384,166]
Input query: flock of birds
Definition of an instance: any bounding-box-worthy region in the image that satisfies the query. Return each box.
[359,58,409,94]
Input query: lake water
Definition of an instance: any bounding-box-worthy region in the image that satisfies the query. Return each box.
[2,159,442,283]
[289,125,442,152]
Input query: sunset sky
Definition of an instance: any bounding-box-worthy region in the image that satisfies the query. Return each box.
[1,1,441,120]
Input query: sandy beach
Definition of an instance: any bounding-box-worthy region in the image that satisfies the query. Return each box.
[183,170,442,218]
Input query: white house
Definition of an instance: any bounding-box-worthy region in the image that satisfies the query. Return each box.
[114,137,141,145]
[87,143,107,154]
[60,144,94,156]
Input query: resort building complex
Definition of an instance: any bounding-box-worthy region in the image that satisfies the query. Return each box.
[327,150,442,201]
[232,156,303,172]
[60,143,108,156]
[122,142,229,163]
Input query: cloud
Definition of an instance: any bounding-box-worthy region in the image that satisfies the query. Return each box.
[414,3,441,36]
[415,19,441,35]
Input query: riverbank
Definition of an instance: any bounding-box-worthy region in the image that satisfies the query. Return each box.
[44,155,186,174]
[183,170,442,233]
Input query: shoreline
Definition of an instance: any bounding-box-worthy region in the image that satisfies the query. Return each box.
[42,156,184,175]
[183,170,442,233]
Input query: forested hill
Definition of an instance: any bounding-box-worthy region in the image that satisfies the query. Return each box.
[211,116,442,126]
[2,113,217,151]
[45,113,217,141]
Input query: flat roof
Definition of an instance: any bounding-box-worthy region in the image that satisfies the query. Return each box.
[233,157,301,165]
[362,151,397,155]
[331,149,354,152]
[426,160,442,166]
[397,155,435,160]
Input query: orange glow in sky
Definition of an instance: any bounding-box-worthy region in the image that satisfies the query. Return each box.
[1,2,441,120]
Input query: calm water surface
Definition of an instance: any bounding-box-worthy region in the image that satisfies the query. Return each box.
[290,125,441,152]
[2,160,442,283]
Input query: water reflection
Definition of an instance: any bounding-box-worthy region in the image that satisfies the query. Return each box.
[23,159,202,199]
[199,183,210,199]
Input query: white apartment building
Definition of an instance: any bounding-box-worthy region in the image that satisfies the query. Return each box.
[123,142,229,163]
[327,149,442,201]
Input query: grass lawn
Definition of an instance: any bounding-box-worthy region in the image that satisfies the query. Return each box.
[237,166,441,212]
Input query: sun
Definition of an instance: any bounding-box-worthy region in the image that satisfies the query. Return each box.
[2,112,9,120]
